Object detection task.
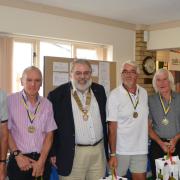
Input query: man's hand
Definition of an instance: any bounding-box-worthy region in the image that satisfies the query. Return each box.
[50,156,57,168]
[15,154,35,171]
[159,141,171,153]
[169,137,178,153]
[32,159,45,177]
[108,156,118,170]
[0,163,6,180]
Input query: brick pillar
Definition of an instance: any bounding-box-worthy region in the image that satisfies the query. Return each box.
[136,30,156,95]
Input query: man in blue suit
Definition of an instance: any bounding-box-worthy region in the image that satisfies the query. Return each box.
[48,59,108,180]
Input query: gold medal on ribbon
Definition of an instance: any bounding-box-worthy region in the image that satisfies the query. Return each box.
[161,118,169,126]
[124,85,140,120]
[28,125,36,133]
[159,93,171,126]
[133,112,138,118]
[21,93,40,133]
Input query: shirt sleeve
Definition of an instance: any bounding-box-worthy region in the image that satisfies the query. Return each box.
[0,90,8,122]
[148,96,153,121]
[44,100,57,132]
[106,91,118,122]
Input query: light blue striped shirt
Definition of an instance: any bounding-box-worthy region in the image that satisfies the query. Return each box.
[0,90,8,122]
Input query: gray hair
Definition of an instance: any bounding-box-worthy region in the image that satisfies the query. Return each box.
[21,66,42,81]
[70,59,92,73]
[120,60,140,74]
[152,68,175,92]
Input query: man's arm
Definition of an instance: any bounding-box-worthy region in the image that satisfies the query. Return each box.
[108,121,118,169]
[169,133,180,153]
[148,120,170,153]
[0,122,8,161]
[0,122,8,180]
[9,132,34,172]
[32,131,53,177]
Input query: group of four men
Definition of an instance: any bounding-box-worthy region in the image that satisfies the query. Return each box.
[0,59,179,180]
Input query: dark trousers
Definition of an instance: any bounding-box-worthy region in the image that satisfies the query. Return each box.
[149,139,180,180]
[7,152,51,180]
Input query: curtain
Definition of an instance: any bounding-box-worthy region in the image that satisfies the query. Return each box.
[0,37,13,94]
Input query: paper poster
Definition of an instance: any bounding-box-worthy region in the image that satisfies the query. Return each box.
[53,62,68,72]
[53,72,69,86]
[91,64,99,77]
[99,62,110,94]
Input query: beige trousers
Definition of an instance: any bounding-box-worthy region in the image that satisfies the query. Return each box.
[60,141,106,180]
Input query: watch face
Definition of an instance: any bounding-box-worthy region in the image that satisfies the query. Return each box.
[13,150,21,156]
[143,56,156,75]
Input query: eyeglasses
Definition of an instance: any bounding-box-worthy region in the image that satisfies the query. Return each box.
[74,71,91,76]
[122,70,137,75]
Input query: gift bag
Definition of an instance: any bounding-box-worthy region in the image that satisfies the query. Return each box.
[155,155,180,180]
[50,166,59,180]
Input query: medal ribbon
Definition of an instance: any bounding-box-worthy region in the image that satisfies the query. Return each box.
[124,86,139,111]
[159,93,171,116]
[21,95,40,124]
[72,89,91,119]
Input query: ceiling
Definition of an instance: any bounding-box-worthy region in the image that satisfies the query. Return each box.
[22,0,180,25]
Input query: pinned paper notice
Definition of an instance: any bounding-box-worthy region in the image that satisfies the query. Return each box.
[53,72,69,86]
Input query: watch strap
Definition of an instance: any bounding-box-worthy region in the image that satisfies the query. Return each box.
[0,159,6,164]
[12,150,21,157]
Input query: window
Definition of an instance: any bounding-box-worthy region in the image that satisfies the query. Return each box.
[13,40,36,92]
[73,43,106,60]
[39,41,72,72]
[12,37,108,95]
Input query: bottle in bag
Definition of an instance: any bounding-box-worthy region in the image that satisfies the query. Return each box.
[168,172,176,180]
[158,169,163,180]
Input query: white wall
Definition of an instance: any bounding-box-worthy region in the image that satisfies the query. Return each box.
[0,5,135,84]
[148,27,180,50]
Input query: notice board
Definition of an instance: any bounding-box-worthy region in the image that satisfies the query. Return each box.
[43,56,116,97]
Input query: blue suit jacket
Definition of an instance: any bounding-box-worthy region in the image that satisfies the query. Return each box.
[48,82,108,176]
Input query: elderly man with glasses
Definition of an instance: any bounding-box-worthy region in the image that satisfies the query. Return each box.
[48,59,108,180]
[107,60,149,180]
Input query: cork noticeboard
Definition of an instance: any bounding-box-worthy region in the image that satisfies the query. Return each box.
[43,56,116,97]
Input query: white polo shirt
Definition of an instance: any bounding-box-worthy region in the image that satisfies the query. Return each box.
[107,84,149,155]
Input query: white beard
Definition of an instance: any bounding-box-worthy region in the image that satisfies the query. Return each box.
[71,78,92,92]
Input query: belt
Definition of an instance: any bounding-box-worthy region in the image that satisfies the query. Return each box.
[76,138,103,147]
[23,152,40,160]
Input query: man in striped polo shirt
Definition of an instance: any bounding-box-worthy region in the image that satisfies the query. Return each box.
[7,66,57,180]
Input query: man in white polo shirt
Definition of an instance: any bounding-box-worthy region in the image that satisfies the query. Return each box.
[107,61,149,180]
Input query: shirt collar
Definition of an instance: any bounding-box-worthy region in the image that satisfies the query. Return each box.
[121,84,140,95]
[22,90,40,103]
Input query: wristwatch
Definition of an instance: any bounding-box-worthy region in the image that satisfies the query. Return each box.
[110,153,116,157]
[12,150,21,157]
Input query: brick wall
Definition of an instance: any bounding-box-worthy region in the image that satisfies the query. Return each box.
[136,30,156,95]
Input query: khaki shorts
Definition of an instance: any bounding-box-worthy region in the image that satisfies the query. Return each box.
[116,154,147,176]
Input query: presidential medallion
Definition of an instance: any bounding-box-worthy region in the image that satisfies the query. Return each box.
[83,114,89,121]
[133,112,138,118]
[161,118,169,126]
[28,125,36,133]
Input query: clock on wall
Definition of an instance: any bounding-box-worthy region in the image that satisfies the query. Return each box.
[142,56,156,75]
